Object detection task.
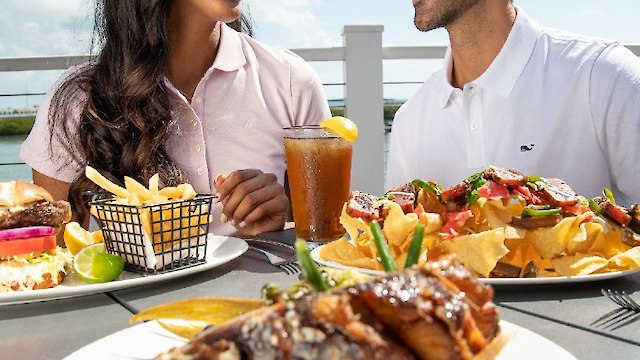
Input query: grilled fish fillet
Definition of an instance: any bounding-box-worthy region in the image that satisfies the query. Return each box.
[157,255,499,360]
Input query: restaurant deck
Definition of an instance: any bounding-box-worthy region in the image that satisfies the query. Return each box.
[2,25,640,360]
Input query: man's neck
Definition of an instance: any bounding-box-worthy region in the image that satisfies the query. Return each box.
[447,1,516,89]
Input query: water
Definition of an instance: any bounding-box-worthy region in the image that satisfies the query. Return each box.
[0,136,32,182]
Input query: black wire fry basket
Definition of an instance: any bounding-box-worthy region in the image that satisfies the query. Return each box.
[88,193,215,274]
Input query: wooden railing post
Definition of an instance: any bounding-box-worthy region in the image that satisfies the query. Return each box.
[342,25,385,195]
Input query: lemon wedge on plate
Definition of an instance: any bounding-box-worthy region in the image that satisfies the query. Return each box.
[64,222,93,255]
[74,243,125,284]
[320,116,358,142]
[64,222,105,255]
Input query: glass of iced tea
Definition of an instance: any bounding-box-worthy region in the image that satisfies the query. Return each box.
[284,126,353,243]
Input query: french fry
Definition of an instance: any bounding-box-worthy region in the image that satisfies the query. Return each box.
[85,166,128,198]
[149,173,159,198]
[159,187,183,200]
[180,183,197,200]
[124,176,151,202]
[86,166,211,261]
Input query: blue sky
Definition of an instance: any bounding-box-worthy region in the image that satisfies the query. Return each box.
[1,0,639,108]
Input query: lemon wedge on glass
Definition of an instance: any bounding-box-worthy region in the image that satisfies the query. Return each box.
[74,243,125,284]
[320,116,358,142]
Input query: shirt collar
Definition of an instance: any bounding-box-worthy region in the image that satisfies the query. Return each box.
[474,6,543,97]
[438,48,457,108]
[163,22,246,100]
[438,6,544,108]
[211,22,247,72]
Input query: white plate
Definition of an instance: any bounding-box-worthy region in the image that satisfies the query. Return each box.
[310,245,640,286]
[0,235,247,305]
[62,319,576,360]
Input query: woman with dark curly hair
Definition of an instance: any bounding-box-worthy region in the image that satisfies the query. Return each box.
[20,0,330,245]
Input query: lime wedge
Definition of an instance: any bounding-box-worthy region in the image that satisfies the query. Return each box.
[74,243,125,284]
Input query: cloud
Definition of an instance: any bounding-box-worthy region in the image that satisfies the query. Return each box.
[572,8,605,18]
[247,0,338,48]
[0,0,92,57]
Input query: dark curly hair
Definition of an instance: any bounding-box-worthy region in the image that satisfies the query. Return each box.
[48,0,253,221]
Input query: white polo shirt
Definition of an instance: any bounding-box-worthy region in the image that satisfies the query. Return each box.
[385,7,640,206]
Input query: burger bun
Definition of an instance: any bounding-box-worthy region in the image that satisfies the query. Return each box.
[0,179,54,208]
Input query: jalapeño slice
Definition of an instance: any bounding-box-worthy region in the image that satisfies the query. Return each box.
[521,205,561,217]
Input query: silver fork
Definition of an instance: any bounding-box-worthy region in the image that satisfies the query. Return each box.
[602,289,640,311]
[244,237,296,252]
[591,289,640,330]
[248,246,300,275]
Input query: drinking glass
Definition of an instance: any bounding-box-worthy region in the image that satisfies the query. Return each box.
[284,126,353,243]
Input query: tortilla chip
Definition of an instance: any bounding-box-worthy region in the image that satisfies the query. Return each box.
[551,253,609,276]
[318,236,378,270]
[502,238,541,269]
[478,198,525,231]
[609,246,640,270]
[440,227,509,277]
[525,214,590,259]
[418,212,444,234]
[381,201,418,249]
[339,204,369,244]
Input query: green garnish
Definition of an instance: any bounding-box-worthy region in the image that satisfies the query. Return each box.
[370,220,397,272]
[295,239,329,292]
[404,224,426,268]
[521,205,561,217]
[603,188,615,205]
[465,171,487,207]
[526,176,547,191]
[411,179,441,200]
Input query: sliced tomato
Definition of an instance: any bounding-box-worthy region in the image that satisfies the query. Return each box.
[0,235,57,257]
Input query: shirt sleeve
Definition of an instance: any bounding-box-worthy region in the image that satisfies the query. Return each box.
[19,67,87,183]
[384,103,414,190]
[589,43,640,206]
[287,50,332,126]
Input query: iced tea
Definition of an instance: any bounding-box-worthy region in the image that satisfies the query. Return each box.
[284,126,353,242]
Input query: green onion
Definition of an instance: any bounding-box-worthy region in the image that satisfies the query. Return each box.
[295,239,329,292]
[589,199,603,214]
[411,179,441,200]
[522,205,561,217]
[381,193,396,200]
[603,188,615,205]
[370,220,397,272]
[404,224,425,268]
[526,176,547,191]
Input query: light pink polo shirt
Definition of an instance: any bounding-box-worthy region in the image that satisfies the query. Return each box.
[21,23,331,235]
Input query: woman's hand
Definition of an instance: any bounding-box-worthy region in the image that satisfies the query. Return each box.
[214,169,289,235]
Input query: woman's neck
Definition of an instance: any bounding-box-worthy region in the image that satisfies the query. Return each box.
[447,1,516,89]
[167,10,221,102]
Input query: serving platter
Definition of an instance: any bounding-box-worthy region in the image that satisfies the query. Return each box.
[61,319,577,360]
[310,245,640,286]
[0,235,247,305]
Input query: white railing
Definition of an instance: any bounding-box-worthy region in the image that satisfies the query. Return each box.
[1,25,639,195]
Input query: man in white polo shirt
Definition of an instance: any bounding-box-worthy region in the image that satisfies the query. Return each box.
[385,0,640,206]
